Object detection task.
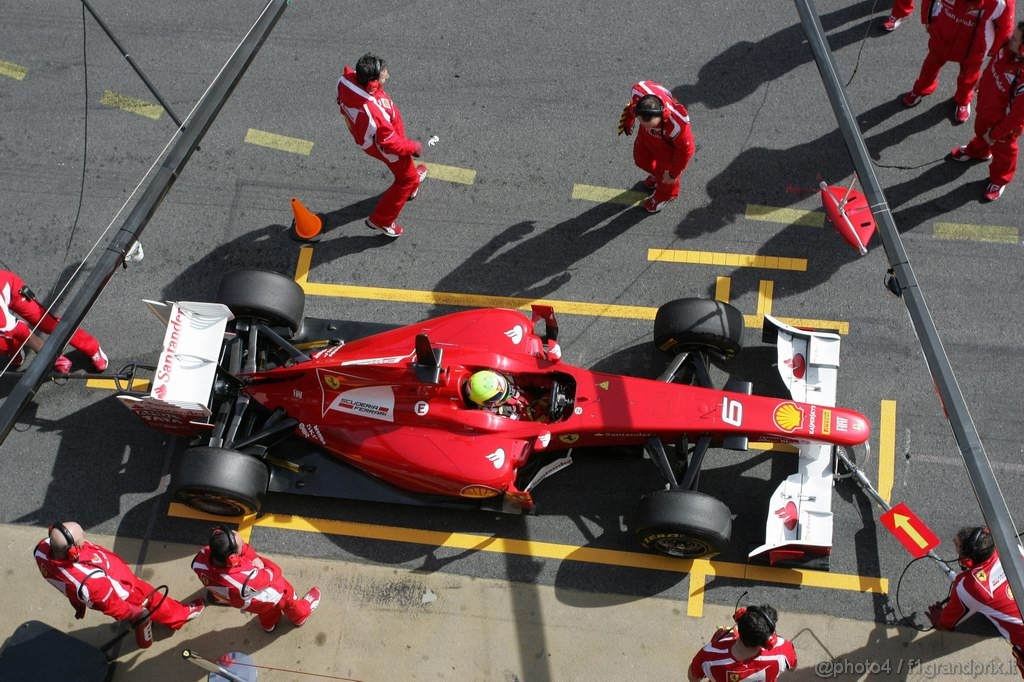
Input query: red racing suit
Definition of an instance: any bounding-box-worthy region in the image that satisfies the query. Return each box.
[337,66,423,227]
[192,542,313,630]
[0,270,100,361]
[934,551,1024,676]
[689,627,797,682]
[962,44,1024,184]
[624,81,695,204]
[34,538,195,629]
[890,0,916,20]
[911,0,1014,105]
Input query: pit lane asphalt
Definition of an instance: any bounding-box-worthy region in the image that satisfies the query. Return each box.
[0,0,1021,649]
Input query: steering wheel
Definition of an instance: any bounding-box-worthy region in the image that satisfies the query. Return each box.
[548,380,573,422]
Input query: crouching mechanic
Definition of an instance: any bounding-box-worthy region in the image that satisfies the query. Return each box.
[927,526,1024,677]
[617,81,695,214]
[0,270,108,373]
[192,526,321,633]
[689,602,797,682]
[35,522,204,631]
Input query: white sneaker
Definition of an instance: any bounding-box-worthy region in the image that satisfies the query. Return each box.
[293,587,321,627]
[91,347,108,372]
[365,219,404,238]
[408,164,428,200]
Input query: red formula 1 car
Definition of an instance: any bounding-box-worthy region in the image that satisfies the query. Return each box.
[117,270,870,562]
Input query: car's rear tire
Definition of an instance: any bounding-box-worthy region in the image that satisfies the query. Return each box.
[217,269,305,334]
[172,446,269,517]
[653,298,743,359]
[634,489,732,558]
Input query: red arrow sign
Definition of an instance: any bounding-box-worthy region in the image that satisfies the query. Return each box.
[881,502,941,558]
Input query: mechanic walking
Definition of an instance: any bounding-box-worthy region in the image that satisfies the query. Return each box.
[34,522,204,630]
[882,0,916,32]
[927,526,1024,677]
[0,270,107,373]
[688,601,797,682]
[900,0,1015,124]
[948,21,1024,201]
[337,53,427,239]
[617,80,695,214]
[192,526,321,633]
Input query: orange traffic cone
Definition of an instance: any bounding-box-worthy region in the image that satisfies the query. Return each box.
[291,197,323,242]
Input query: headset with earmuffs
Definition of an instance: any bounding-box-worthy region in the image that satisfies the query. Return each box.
[212,525,242,568]
[733,591,778,649]
[359,55,385,91]
[959,526,988,569]
[50,522,80,561]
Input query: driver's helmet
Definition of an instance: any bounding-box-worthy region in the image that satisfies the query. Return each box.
[466,370,512,407]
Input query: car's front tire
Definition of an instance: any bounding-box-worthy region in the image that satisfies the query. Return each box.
[653,298,744,359]
[634,489,732,558]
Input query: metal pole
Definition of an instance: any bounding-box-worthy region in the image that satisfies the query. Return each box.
[80,0,185,129]
[793,0,1024,617]
[181,650,248,682]
[0,0,289,443]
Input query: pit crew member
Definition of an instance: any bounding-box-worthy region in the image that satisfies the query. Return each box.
[35,521,204,629]
[337,53,427,239]
[0,270,107,373]
[948,22,1024,201]
[927,526,1024,677]
[617,81,695,214]
[688,603,797,682]
[192,526,321,633]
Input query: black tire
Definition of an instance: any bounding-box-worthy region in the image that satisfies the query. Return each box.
[634,489,732,558]
[653,298,743,359]
[217,269,305,333]
[172,446,269,517]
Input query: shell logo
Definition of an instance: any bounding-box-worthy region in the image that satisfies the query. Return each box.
[773,402,804,432]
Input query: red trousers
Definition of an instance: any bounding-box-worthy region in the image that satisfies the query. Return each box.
[633,131,694,204]
[963,109,1020,185]
[124,577,195,630]
[912,47,985,106]
[0,273,100,358]
[245,581,312,630]
[890,0,914,19]
[367,152,421,227]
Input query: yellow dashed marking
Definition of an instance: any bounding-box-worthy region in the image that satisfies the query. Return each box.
[715,276,731,303]
[933,222,1018,244]
[423,162,476,184]
[571,184,646,206]
[0,60,28,80]
[757,280,774,317]
[244,128,314,156]
[749,442,799,453]
[687,569,707,617]
[878,400,897,504]
[648,249,807,272]
[100,90,163,120]
[746,204,824,228]
[168,504,888,600]
[86,378,151,392]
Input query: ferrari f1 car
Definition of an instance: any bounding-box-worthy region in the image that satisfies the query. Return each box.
[117,270,870,563]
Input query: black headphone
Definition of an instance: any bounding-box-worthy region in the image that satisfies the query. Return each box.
[634,97,664,118]
[959,527,988,569]
[50,522,79,561]
[733,592,777,649]
[212,526,241,568]
[358,55,384,88]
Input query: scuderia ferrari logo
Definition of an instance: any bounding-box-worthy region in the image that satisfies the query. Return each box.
[559,434,580,444]
[323,375,341,390]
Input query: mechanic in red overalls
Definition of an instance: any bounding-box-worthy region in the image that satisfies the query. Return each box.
[927,527,1024,678]
[617,81,695,214]
[948,22,1024,201]
[688,603,797,682]
[192,527,320,633]
[0,270,107,373]
[901,0,1015,124]
[35,522,204,629]
[337,53,427,239]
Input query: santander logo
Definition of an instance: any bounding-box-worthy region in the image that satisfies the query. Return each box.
[775,501,799,531]
[784,353,806,379]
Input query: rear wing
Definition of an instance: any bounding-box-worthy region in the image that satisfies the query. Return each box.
[749,315,843,567]
[116,301,233,436]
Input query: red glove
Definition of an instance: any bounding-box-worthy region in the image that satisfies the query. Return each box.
[617,102,634,136]
[926,602,947,630]
[74,603,87,620]
[411,140,423,158]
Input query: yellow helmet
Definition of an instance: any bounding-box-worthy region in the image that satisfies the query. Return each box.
[466,370,511,407]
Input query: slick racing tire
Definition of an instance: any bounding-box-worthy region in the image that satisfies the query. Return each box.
[172,446,269,517]
[634,489,732,558]
[653,298,743,359]
[217,269,305,334]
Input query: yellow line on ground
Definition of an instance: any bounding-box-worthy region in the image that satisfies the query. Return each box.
[687,569,707,617]
[166,504,887,593]
[100,90,163,120]
[648,249,807,272]
[933,222,1018,244]
[0,60,28,80]
[85,378,151,391]
[749,442,799,453]
[423,162,476,184]
[238,514,258,543]
[757,280,774,317]
[878,400,897,504]
[746,204,824,228]
[715,276,730,303]
[571,184,646,206]
[244,128,314,156]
